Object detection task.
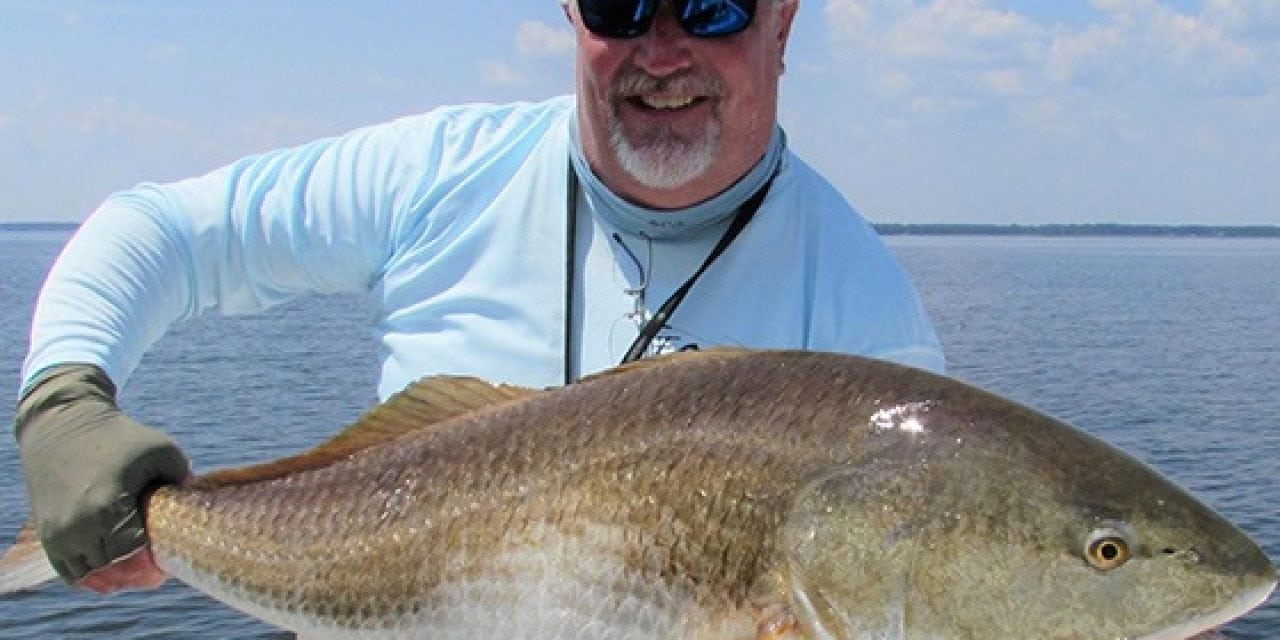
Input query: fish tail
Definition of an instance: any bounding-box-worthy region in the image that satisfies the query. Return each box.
[0,519,58,594]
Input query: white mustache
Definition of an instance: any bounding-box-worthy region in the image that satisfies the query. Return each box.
[610,71,724,99]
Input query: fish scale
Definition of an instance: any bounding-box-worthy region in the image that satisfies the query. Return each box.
[2,349,1275,638]
[145,371,823,636]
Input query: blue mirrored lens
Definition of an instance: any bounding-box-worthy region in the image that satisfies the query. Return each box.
[677,0,755,37]
[579,0,660,38]
[578,0,756,39]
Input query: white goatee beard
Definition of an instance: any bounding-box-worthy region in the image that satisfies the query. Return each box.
[607,71,724,191]
[609,118,721,191]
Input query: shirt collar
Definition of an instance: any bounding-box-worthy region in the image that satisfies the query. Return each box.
[569,118,786,240]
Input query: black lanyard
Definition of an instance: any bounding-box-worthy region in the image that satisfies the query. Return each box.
[563,162,778,383]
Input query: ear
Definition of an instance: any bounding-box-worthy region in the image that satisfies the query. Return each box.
[774,1,799,73]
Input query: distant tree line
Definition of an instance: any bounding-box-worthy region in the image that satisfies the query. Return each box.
[0,222,79,233]
[873,223,1280,238]
[3,221,1278,238]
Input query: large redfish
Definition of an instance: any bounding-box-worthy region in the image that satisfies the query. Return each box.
[2,350,1275,638]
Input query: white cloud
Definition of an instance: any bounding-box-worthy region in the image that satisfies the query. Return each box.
[515,20,576,58]
[66,97,191,137]
[1204,0,1280,38]
[478,61,531,88]
[366,73,409,94]
[793,0,1279,222]
[475,21,574,90]
[877,68,914,96]
[826,0,1041,62]
[824,0,880,40]
[231,114,338,152]
[883,0,1040,62]
[823,0,1274,108]
[0,113,14,132]
[147,43,183,62]
[980,68,1026,96]
[909,94,978,118]
[824,0,1046,111]
[1048,0,1264,96]
[1045,23,1121,85]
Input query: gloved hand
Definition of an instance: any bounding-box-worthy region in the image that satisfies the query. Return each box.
[14,364,189,583]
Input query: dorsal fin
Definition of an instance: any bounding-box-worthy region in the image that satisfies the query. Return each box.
[194,375,535,488]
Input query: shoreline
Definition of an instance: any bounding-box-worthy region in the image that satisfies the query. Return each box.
[3,221,1279,239]
[873,223,1280,238]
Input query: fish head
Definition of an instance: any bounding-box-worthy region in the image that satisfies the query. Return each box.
[781,391,1276,639]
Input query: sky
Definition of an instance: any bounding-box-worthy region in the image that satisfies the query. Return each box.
[1,0,1277,225]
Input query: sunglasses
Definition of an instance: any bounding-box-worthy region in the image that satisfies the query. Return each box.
[577,0,758,39]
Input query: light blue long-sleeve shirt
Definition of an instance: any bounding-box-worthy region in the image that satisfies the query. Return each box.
[22,95,943,400]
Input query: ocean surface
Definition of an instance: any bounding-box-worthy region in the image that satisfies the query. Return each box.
[0,229,1276,638]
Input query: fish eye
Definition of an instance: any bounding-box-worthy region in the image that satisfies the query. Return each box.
[1085,529,1132,570]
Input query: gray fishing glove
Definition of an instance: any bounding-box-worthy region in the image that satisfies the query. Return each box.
[14,364,189,583]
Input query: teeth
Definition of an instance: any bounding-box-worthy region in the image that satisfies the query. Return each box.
[640,95,696,110]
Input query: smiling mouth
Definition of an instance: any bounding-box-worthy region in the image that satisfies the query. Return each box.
[626,94,707,111]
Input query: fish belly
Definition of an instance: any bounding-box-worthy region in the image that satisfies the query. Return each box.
[154,522,759,640]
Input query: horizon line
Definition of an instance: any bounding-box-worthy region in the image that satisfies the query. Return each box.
[2,220,1278,238]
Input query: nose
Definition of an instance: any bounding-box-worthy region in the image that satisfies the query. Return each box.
[633,2,693,76]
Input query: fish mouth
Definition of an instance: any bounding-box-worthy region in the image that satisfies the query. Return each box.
[1136,577,1277,640]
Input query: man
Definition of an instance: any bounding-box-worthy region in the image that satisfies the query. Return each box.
[15,0,943,595]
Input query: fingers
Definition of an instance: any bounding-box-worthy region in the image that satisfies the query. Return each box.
[102,494,149,560]
[45,488,148,581]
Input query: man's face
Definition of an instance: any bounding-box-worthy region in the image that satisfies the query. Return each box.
[569,0,798,209]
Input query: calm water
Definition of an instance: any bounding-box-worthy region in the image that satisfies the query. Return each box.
[0,230,1276,638]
